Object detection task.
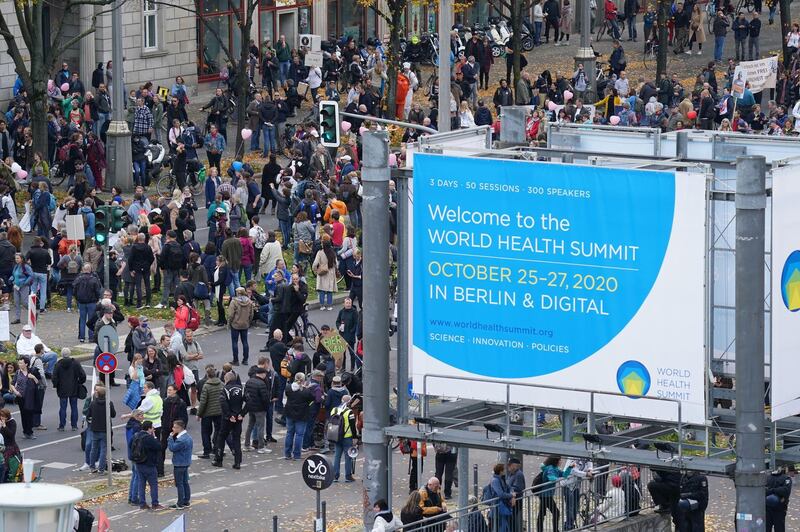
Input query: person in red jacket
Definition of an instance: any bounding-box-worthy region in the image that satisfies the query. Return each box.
[174,295,189,336]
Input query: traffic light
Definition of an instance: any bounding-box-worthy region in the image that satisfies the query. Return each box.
[110,205,126,232]
[319,100,340,148]
[95,206,109,244]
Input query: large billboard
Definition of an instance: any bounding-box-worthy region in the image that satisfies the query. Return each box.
[771,166,800,421]
[410,155,707,424]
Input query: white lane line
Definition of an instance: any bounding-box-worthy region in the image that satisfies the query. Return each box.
[208,486,226,492]
[43,462,76,470]
[253,459,272,464]
[283,471,300,476]
[20,422,127,452]
[193,491,209,497]
[109,515,125,521]
[202,468,224,474]
[260,475,278,480]
[231,480,256,487]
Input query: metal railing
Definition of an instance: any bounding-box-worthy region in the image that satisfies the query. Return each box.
[405,465,655,532]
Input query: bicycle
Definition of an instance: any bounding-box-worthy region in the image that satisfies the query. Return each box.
[423,70,438,97]
[643,40,660,70]
[156,159,204,198]
[578,487,610,526]
[292,305,320,350]
[595,16,626,42]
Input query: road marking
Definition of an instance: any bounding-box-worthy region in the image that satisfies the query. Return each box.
[231,480,257,487]
[20,422,128,452]
[260,475,278,480]
[109,515,125,521]
[202,468,224,474]
[283,471,300,476]
[208,486,226,492]
[253,459,272,464]
[43,462,76,470]
[193,491,209,497]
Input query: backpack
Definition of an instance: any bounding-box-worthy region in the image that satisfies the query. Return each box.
[481,482,496,502]
[187,306,200,331]
[325,408,347,442]
[130,432,148,464]
[531,471,546,496]
[398,438,412,455]
[57,143,71,162]
[280,355,293,379]
[67,256,80,275]
[48,194,56,212]
[193,281,209,300]
[76,507,95,532]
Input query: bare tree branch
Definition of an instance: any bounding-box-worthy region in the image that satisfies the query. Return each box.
[151,0,236,68]
[14,1,34,53]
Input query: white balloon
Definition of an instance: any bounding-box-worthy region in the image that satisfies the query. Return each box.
[10,163,21,173]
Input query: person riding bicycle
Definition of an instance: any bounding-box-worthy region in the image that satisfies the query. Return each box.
[604,0,621,39]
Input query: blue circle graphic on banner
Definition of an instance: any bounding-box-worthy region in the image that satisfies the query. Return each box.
[780,250,800,312]
[412,156,675,378]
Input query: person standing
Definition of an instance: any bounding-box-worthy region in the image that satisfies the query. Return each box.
[676,471,708,531]
[228,287,254,366]
[329,395,357,482]
[129,233,154,309]
[51,348,86,432]
[336,297,359,370]
[12,356,40,439]
[712,10,730,63]
[88,385,116,474]
[125,409,145,506]
[283,372,312,460]
[213,371,247,469]
[433,443,457,500]
[732,12,749,62]
[138,381,163,458]
[346,250,363,310]
[159,384,188,477]
[24,237,50,314]
[313,237,337,311]
[73,264,102,343]
[246,92,263,153]
[765,466,792,531]
[203,123,226,173]
[133,420,164,510]
[244,366,271,453]
[197,366,223,459]
[155,230,184,310]
[275,35,292,87]
[748,12,761,61]
[10,253,33,325]
[167,419,193,509]
[624,0,639,42]
[506,458,526,532]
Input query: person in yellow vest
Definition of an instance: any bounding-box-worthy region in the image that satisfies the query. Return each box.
[138,381,164,475]
[329,394,357,482]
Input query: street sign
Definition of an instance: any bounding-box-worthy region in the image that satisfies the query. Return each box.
[302,454,333,491]
[95,352,118,375]
[96,324,119,353]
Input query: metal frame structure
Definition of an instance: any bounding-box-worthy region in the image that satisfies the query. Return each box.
[386,128,800,479]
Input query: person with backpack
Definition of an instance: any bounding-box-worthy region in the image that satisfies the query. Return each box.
[283,371,313,460]
[87,385,116,474]
[132,420,164,509]
[536,455,566,532]
[173,295,190,337]
[212,371,247,469]
[328,394,357,482]
[155,230,185,309]
[188,252,212,326]
[52,347,87,432]
[484,463,514,532]
[125,409,145,505]
[73,264,102,343]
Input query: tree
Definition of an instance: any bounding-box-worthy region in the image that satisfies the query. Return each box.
[357,0,409,120]
[154,0,258,157]
[487,0,532,86]
[655,0,668,82]
[0,0,113,158]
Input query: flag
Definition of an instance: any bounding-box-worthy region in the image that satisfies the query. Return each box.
[97,509,111,532]
[162,513,186,532]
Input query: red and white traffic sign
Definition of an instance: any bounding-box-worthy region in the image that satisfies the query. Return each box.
[95,352,118,374]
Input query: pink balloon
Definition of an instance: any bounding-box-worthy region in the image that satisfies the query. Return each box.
[16,170,27,179]
[359,127,368,135]
[60,83,69,92]
[388,153,397,166]
[609,116,621,125]
[341,121,352,132]
[563,90,574,102]
[241,128,252,140]
[547,101,557,111]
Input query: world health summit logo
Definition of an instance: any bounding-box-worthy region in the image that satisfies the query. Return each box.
[780,250,800,312]
[616,361,651,397]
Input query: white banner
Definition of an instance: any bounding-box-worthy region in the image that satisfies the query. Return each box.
[735,57,779,94]
[410,156,708,424]
[771,165,800,420]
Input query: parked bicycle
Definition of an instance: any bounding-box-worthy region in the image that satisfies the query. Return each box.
[291,304,320,349]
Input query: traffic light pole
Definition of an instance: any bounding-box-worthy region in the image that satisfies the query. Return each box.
[103,241,110,291]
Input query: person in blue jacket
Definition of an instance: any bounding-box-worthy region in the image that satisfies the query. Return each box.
[537,455,568,532]
[125,409,144,505]
[167,419,194,509]
[489,463,515,532]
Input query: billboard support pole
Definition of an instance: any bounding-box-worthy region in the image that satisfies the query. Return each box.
[361,131,391,529]
[734,155,766,531]
[562,411,574,443]
[396,173,410,424]
[457,448,469,529]
[437,0,452,133]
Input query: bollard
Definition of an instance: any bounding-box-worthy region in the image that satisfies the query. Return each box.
[473,464,479,498]
[272,515,278,532]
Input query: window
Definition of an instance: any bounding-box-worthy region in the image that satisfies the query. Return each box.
[143,0,158,51]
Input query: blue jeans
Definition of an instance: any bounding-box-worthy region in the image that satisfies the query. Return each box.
[564,487,580,530]
[303,404,320,448]
[279,61,290,84]
[250,123,261,151]
[627,15,637,40]
[228,269,240,296]
[97,112,110,138]
[59,396,78,429]
[534,21,542,45]
[84,428,94,467]
[318,291,332,306]
[40,352,57,375]
[284,417,306,459]
[610,19,621,40]
[174,465,191,506]
[137,463,159,506]
[242,264,254,283]
[78,302,96,341]
[89,431,108,472]
[262,125,277,156]
[333,437,354,480]
[129,463,141,504]
[64,285,73,310]
[133,160,146,187]
[160,269,179,306]
[31,273,47,310]
[715,35,725,61]
[274,375,286,414]
[279,219,292,250]
[230,328,249,363]
[84,165,96,189]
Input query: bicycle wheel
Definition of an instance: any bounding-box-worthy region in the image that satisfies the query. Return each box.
[51,164,67,186]
[304,321,320,350]
[596,23,607,42]
[156,174,174,197]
